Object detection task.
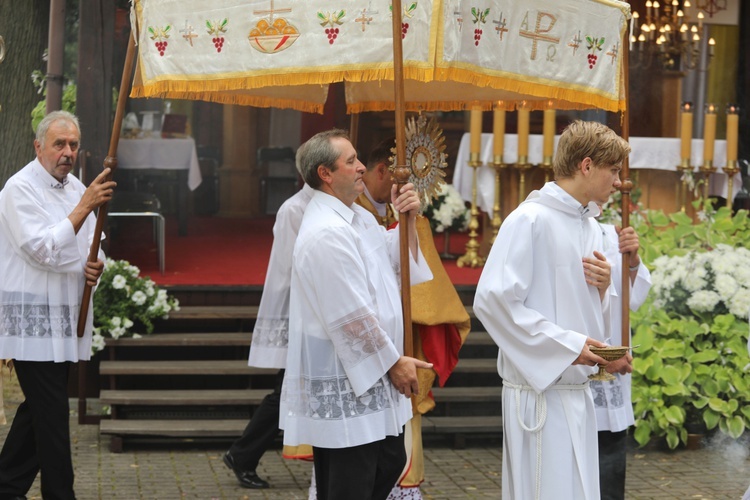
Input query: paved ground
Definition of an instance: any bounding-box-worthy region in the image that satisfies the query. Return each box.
[2,377,750,499]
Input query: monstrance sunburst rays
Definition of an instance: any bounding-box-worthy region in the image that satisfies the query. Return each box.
[389,114,448,210]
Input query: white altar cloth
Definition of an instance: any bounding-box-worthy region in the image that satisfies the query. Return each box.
[118,138,202,191]
[453,133,738,214]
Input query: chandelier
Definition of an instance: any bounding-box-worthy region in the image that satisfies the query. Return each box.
[630,0,715,71]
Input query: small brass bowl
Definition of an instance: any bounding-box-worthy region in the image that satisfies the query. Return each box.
[588,346,628,381]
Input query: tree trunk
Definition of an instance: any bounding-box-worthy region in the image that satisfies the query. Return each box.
[76,0,115,184]
[0,1,50,186]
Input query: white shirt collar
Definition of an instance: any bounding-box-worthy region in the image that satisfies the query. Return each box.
[31,158,69,189]
[312,189,355,225]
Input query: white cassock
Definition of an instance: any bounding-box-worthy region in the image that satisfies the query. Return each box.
[590,224,652,432]
[474,182,609,500]
[248,184,314,369]
[0,159,103,362]
[280,190,432,449]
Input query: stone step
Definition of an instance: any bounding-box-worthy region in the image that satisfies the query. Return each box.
[463,331,495,346]
[451,358,497,373]
[99,415,501,440]
[105,332,251,347]
[99,389,271,406]
[423,415,502,434]
[431,386,500,402]
[167,304,475,323]
[168,305,259,320]
[99,360,276,376]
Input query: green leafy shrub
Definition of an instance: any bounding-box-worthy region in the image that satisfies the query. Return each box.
[630,202,750,449]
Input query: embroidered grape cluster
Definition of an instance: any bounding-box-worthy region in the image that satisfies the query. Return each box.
[587,53,598,69]
[474,28,483,46]
[154,40,168,57]
[325,28,339,45]
[212,37,225,53]
[401,22,410,39]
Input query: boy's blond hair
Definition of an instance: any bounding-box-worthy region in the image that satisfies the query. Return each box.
[553,120,631,179]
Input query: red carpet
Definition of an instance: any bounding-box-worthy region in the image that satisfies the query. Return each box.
[108,216,482,287]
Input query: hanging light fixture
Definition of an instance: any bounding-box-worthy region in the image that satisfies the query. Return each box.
[630,0,715,70]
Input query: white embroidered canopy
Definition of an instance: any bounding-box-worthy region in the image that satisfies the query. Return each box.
[130,0,630,113]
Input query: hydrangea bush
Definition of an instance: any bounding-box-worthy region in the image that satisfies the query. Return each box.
[629,203,750,449]
[422,183,469,233]
[91,258,179,353]
[650,245,750,319]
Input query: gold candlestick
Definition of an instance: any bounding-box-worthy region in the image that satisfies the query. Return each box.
[539,155,554,183]
[676,158,693,212]
[457,153,486,268]
[490,155,508,245]
[515,155,533,202]
[699,160,717,202]
[723,160,740,209]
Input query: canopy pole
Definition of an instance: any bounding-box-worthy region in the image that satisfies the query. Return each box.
[620,27,631,348]
[77,31,137,337]
[390,0,413,357]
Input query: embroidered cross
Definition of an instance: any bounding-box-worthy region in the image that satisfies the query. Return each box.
[519,12,560,60]
[568,30,583,56]
[492,13,508,41]
[606,42,619,64]
[453,3,463,32]
[355,8,374,32]
[254,0,292,22]
[180,20,198,46]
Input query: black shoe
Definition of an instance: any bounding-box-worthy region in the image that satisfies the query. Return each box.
[223,451,270,489]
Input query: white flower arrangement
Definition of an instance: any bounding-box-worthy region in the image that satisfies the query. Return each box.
[422,183,470,233]
[650,244,750,319]
[92,258,179,354]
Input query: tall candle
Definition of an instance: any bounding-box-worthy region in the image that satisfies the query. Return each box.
[492,106,506,158]
[680,102,693,160]
[517,106,530,158]
[703,104,716,163]
[543,108,556,157]
[470,106,482,155]
[726,105,739,163]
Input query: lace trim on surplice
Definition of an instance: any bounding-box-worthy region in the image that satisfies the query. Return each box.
[251,317,289,348]
[328,306,390,371]
[0,304,75,338]
[286,375,397,420]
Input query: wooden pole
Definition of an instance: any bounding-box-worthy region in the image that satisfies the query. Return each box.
[76,31,137,337]
[390,0,413,357]
[620,28,631,348]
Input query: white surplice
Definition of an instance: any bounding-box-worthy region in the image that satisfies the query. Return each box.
[0,159,103,362]
[474,182,609,500]
[280,190,432,449]
[248,184,314,369]
[590,224,652,432]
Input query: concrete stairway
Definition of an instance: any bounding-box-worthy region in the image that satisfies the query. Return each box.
[98,305,502,451]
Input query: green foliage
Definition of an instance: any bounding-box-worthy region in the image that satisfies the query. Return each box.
[31,82,119,134]
[631,202,750,449]
[30,82,77,133]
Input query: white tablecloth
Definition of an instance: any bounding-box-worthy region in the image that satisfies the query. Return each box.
[453,133,739,214]
[118,138,202,191]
